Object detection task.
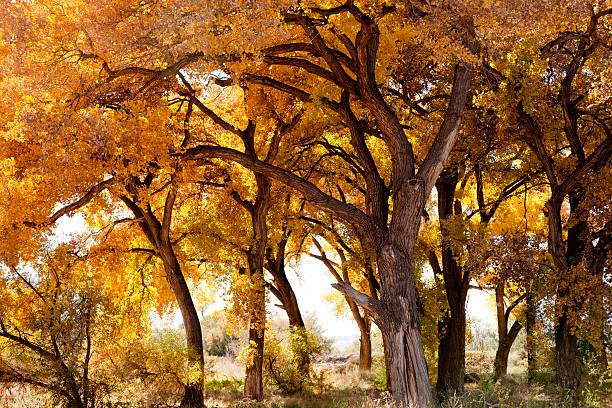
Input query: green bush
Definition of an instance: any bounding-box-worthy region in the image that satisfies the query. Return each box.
[263,326,327,395]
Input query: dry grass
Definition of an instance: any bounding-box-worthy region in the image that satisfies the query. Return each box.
[3,350,609,408]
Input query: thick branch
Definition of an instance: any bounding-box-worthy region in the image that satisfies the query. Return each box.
[418,62,473,196]
[181,145,383,244]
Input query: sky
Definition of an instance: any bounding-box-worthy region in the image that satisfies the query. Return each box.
[54,214,497,343]
[285,256,496,340]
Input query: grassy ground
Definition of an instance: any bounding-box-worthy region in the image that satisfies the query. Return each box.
[2,350,610,407]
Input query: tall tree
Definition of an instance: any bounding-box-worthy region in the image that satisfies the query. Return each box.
[182,3,478,404]
[479,5,612,397]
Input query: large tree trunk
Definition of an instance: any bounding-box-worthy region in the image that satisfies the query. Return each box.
[554,192,587,397]
[436,308,466,392]
[555,306,578,390]
[377,241,434,408]
[526,289,537,384]
[434,169,468,395]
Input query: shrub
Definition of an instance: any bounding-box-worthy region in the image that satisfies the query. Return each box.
[263,327,327,395]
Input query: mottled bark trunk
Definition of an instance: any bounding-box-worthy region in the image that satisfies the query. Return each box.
[526,290,537,384]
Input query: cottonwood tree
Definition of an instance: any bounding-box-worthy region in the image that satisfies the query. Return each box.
[3,0,479,405]
[478,5,612,397]
[181,3,479,405]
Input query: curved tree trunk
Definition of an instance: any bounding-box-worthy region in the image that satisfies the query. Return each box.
[267,238,310,377]
[492,283,523,379]
[162,255,205,408]
[120,187,205,408]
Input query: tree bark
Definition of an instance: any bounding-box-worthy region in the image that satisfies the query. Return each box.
[267,244,310,378]
[184,26,474,406]
[120,188,205,408]
[162,253,205,408]
[359,317,373,371]
[434,170,468,395]
[244,270,265,401]
[526,289,537,384]
[554,192,587,396]
[493,283,523,379]
[377,242,433,408]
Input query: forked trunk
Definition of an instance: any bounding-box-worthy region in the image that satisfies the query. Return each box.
[493,341,511,378]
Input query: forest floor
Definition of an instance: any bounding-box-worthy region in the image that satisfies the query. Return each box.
[2,350,610,407]
[199,350,611,408]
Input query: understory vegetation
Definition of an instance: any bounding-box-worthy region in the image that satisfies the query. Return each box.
[2,320,610,408]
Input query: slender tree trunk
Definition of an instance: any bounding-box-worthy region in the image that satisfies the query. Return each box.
[359,330,372,371]
[267,243,310,377]
[526,289,537,384]
[244,275,265,401]
[161,253,205,408]
[120,187,206,408]
[492,283,523,379]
